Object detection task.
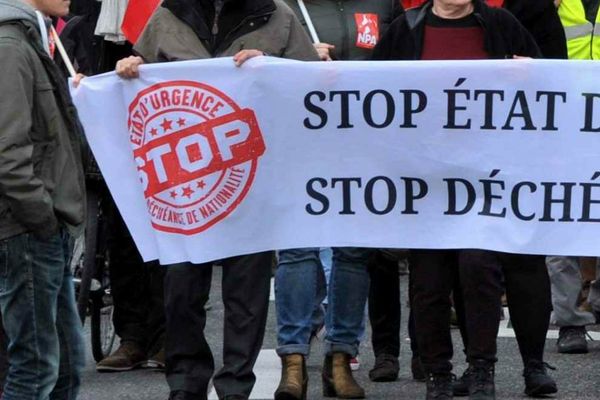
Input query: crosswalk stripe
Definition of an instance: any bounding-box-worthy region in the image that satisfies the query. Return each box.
[208,349,280,400]
[497,307,600,340]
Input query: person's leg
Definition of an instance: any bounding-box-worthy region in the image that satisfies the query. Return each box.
[458,250,503,365]
[368,250,400,382]
[410,250,455,374]
[145,261,166,360]
[214,252,272,399]
[325,247,371,357]
[368,250,400,358]
[407,261,425,381]
[0,316,7,394]
[51,231,85,400]
[587,258,600,315]
[546,256,594,326]
[546,256,592,354]
[503,254,556,396]
[0,232,77,399]
[410,250,456,399]
[507,255,553,364]
[107,202,149,344]
[322,247,371,399]
[164,262,214,398]
[276,248,320,358]
[455,250,504,400]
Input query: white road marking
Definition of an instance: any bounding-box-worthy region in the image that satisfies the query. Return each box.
[498,307,600,340]
[208,349,280,399]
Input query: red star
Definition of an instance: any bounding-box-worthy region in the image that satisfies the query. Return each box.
[196,180,206,189]
[169,190,178,199]
[177,118,186,127]
[181,185,194,199]
[150,127,159,137]
[160,118,173,132]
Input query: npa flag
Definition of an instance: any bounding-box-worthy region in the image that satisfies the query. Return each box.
[121,0,161,44]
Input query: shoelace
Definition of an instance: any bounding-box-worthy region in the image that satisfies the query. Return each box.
[560,327,587,341]
[524,362,556,377]
[471,366,493,393]
[429,374,453,398]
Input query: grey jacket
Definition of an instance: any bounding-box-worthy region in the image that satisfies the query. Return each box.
[135,0,319,62]
[0,0,85,240]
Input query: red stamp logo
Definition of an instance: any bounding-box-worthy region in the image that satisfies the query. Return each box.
[128,81,266,235]
[355,13,379,49]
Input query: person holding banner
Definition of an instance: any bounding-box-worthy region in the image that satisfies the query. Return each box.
[545,0,600,356]
[0,0,86,398]
[116,1,318,400]
[274,2,404,400]
[372,1,555,399]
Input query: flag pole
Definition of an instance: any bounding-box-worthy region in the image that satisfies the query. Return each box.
[297,0,320,44]
[50,25,77,78]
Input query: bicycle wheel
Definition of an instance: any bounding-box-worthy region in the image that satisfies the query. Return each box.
[77,185,100,324]
[89,193,116,362]
[91,292,116,362]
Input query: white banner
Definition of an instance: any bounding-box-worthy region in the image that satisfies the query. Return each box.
[72,57,600,264]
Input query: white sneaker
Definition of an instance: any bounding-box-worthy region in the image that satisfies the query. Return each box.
[350,356,360,371]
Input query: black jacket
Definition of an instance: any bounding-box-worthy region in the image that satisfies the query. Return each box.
[504,0,567,59]
[372,0,541,60]
[284,0,403,60]
[162,0,277,55]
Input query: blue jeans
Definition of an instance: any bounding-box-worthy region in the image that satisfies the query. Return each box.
[276,247,371,357]
[0,230,85,400]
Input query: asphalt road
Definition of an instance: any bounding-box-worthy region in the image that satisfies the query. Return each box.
[78,267,600,400]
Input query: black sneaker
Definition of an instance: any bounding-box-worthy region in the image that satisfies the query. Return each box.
[468,360,495,400]
[426,373,453,400]
[556,326,588,354]
[523,360,557,397]
[453,366,472,397]
[369,353,399,382]
[168,391,202,400]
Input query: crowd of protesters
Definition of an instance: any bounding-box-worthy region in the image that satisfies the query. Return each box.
[0,0,599,400]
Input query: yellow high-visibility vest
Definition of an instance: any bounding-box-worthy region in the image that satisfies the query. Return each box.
[558,0,600,59]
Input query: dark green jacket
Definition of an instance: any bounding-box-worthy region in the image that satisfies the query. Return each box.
[0,0,85,240]
[284,0,403,60]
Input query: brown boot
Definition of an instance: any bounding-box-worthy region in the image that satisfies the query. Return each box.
[322,353,365,399]
[274,354,307,400]
[96,341,147,372]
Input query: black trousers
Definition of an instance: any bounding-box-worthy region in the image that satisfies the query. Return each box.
[411,250,551,373]
[410,250,502,373]
[459,250,551,365]
[164,252,272,399]
[368,251,401,358]
[107,201,165,354]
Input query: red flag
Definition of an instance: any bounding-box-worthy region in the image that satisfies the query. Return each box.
[121,0,161,44]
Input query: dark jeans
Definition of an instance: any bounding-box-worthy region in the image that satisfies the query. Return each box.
[368,251,401,358]
[0,230,85,399]
[164,252,272,399]
[107,202,165,353]
[460,250,551,365]
[0,317,7,389]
